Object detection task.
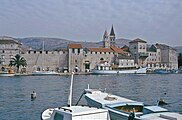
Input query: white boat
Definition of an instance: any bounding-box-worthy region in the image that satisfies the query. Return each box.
[84,88,182,120]
[32,71,59,76]
[42,106,109,120]
[92,67,147,74]
[41,73,110,120]
[0,71,15,77]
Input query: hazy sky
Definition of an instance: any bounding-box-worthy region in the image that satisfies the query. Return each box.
[0,0,182,46]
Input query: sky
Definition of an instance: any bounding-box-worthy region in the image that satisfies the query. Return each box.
[0,0,182,46]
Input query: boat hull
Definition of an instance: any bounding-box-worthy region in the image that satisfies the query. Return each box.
[0,73,15,77]
[32,71,59,76]
[91,68,147,75]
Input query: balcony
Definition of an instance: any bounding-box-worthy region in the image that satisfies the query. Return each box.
[139,52,148,58]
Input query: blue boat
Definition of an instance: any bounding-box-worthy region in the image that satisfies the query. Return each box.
[154,69,171,74]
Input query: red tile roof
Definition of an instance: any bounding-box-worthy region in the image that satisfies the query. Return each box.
[110,46,129,54]
[68,44,82,49]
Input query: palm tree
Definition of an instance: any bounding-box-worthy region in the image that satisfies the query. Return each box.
[9,54,27,73]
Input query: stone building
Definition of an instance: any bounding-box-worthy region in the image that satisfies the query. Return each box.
[155,43,178,70]
[129,38,178,70]
[68,44,83,72]
[146,45,161,69]
[129,38,148,67]
[0,37,23,66]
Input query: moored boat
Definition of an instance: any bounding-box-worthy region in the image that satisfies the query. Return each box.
[154,69,171,74]
[0,67,15,77]
[41,73,110,120]
[84,88,182,120]
[92,67,147,74]
[32,71,59,76]
[0,71,15,77]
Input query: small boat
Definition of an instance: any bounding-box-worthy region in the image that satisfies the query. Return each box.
[0,67,15,77]
[0,71,15,77]
[84,88,182,120]
[154,69,171,74]
[41,73,110,120]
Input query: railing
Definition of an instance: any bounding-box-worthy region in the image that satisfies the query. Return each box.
[139,52,148,58]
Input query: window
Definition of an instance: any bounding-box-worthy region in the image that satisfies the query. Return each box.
[34,51,36,54]
[95,52,97,54]
[75,60,77,63]
[40,51,42,54]
[72,48,75,53]
[46,51,48,54]
[28,51,31,54]
[2,50,5,53]
[140,45,142,49]
[78,48,80,54]
[143,45,145,49]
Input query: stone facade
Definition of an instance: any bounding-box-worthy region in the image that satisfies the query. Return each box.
[22,50,68,73]
[129,39,178,70]
[0,37,23,67]
[156,44,178,70]
[129,38,148,67]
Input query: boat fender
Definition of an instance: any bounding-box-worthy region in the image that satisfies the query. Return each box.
[128,112,135,120]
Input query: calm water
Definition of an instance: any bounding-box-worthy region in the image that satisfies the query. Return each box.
[0,74,182,120]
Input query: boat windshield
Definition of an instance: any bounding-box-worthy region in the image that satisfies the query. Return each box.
[114,105,143,113]
[54,113,64,120]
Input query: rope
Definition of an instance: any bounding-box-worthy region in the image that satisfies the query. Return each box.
[75,91,85,106]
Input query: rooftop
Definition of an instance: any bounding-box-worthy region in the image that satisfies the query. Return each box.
[129,38,147,44]
[0,36,21,45]
[110,46,129,54]
[68,44,82,49]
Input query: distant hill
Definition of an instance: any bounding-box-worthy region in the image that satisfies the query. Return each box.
[17,37,131,50]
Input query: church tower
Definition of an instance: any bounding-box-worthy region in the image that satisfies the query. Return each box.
[109,25,116,46]
[103,30,110,48]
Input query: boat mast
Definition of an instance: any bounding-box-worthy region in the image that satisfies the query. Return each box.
[67,72,74,107]
[42,40,45,71]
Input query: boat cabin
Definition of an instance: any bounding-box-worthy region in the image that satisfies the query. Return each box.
[48,106,110,120]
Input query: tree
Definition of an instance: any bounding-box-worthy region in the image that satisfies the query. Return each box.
[178,53,182,68]
[9,54,27,73]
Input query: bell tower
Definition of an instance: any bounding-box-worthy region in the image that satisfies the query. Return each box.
[103,30,110,48]
[109,25,116,46]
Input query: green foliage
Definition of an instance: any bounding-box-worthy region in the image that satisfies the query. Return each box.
[9,54,27,73]
[178,53,182,68]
